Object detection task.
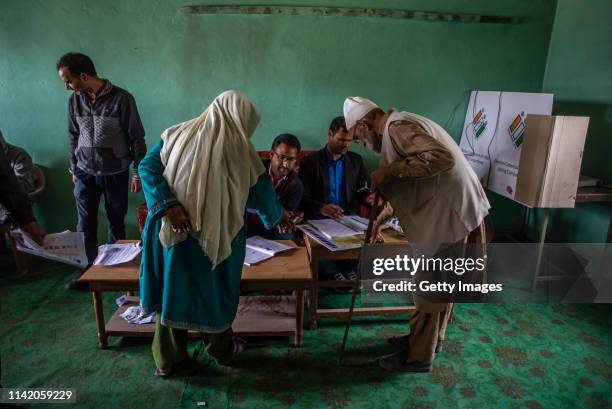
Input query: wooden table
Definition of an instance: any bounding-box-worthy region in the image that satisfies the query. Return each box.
[304,229,415,329]
[79,240,311,348]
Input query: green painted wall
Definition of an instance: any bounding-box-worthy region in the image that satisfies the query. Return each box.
[0,0,555,239]
[527,0,612,243]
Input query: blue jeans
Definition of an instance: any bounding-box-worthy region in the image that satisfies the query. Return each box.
[73,168,129,265]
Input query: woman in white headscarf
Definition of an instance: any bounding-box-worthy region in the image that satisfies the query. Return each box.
[139,91,287,377]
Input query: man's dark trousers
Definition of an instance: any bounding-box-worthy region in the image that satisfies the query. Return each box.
[73,167,129,264]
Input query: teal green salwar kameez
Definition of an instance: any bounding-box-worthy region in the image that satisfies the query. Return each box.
[139,140,283,369]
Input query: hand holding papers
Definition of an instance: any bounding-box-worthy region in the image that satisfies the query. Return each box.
[93,242,142,266]
[244,236,294,266]
[13,229,87,268]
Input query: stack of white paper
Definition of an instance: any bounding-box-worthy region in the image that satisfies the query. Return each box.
[308,215,370,240]
[14,229,87,268]
[93,242,142,266]
[308,219,359,239]
[243,236,293,266]
[339,215,370,231]
[297,224,363,252]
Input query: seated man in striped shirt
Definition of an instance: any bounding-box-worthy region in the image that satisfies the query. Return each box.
[247,133,304,240]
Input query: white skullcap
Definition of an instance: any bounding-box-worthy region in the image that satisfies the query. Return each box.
[343,96,379,130]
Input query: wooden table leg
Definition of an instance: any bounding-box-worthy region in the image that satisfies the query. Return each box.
[295,288,304,348]
[308,252,319,330]
[92,291,108,349]
[532,208,550,292]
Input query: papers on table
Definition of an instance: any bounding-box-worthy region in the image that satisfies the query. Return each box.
[244,247,272,266]
[244,235,293,266]
[297,224,364,252]
[339,215,370,232]
[13,229,87,268]
[295,215,371,252]
[93,242,142,266]
[308,215,369,239]
[120,305,156,324]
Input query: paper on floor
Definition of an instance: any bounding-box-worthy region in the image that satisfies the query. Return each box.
[120,305,155,324]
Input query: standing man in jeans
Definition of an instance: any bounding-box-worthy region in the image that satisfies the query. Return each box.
[57,52,146,289]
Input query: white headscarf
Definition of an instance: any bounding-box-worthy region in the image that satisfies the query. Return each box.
[158,90,265,268]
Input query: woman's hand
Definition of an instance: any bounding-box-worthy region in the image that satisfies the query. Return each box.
[166,204,192,234]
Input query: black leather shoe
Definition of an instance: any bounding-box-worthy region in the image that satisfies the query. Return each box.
[388,335,443,354]
[379,351,432,373]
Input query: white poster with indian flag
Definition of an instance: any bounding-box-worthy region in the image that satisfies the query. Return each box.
[459,90,553,201]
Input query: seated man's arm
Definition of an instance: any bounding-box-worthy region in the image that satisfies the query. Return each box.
[9,146,36,193]
[298,158,324,218]
[0,148,34,226]
[373,121,455,187]
[285,176,304,212]
[0,148,45,243]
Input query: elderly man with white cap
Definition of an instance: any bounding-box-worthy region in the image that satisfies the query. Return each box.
[343,96,490,372]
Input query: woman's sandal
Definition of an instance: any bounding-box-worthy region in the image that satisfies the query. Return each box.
[153,366,172,378]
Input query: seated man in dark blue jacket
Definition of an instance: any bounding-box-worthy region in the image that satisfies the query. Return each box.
[247,133,304,239]
[299,117,374,220]
[299,117,375,288]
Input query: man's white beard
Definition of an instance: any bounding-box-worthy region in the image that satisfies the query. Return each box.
[364,132,381,152]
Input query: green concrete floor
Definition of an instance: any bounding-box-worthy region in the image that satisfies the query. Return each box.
[1,256,610,409]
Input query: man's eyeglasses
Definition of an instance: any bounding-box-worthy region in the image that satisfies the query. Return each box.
[271,151,298,164]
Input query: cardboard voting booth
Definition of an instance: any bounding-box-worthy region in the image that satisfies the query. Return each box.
[459,91,554,200]
[459,91,590,209]
[515,115,590,208]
